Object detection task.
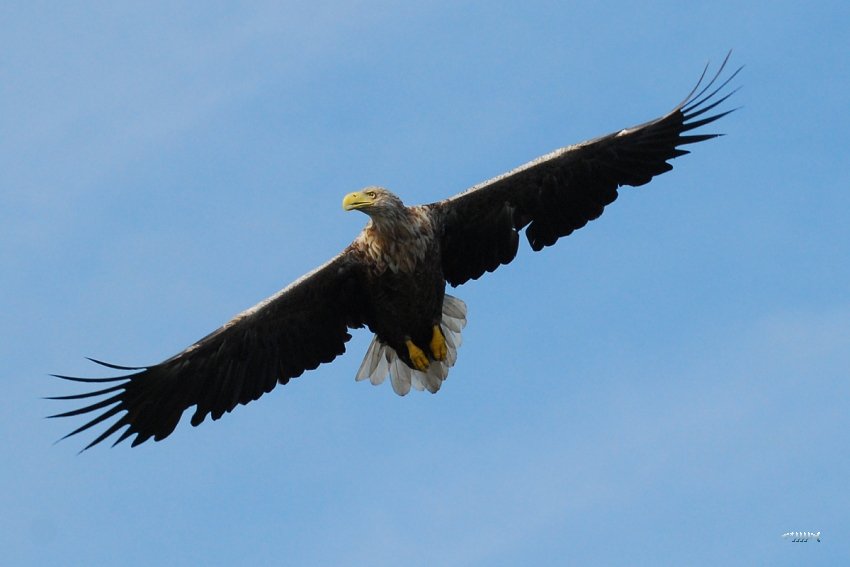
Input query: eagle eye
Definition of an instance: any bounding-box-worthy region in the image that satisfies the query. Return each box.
[366,190,376,198]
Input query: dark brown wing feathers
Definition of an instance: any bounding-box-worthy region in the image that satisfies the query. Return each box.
[49,252,369,450]
[437,56,740,286]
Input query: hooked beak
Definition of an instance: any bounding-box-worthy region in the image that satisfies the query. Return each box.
[343,192,374,211]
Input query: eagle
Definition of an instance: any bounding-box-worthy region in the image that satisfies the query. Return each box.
[50,56,740,450]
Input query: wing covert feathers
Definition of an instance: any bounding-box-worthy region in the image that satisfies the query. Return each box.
[437,54,740,286]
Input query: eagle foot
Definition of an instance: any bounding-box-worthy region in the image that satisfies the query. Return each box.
[405,339,430,371]
[430,325,447,361]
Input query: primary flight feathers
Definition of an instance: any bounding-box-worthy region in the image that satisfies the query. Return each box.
[50,55,741,450]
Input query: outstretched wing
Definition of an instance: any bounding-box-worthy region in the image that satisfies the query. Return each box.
[50,249,370,450]
[436,55,741,286]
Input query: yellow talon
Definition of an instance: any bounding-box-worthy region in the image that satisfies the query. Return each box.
[430,325,447,361]
[406,339,430,371]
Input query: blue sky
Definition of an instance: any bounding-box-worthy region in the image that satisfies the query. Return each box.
[2,1,848,565]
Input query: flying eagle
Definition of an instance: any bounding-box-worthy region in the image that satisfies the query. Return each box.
[51,57,740,450]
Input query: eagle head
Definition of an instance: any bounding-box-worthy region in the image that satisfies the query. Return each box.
[342,187,405,219]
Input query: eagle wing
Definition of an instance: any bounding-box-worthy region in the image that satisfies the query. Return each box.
[50,250,370,450]
[437,56,741,286]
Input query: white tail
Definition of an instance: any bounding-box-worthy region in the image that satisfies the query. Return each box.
[354,295,467,395]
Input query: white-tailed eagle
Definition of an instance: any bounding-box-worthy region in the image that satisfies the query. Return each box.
[50,56,741,450]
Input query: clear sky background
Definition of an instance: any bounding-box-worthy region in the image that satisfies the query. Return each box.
[2,2,848,566]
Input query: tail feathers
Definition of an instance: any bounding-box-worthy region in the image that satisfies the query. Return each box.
[354,294,467,395]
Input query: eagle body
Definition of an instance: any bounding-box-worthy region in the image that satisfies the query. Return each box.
[51,57,741,450]
[348,197,448,371]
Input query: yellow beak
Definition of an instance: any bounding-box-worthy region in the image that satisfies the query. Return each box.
[342,192,373,211]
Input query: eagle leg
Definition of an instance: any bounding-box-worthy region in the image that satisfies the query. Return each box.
[430,325,447,361]
[405,339,430,371]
